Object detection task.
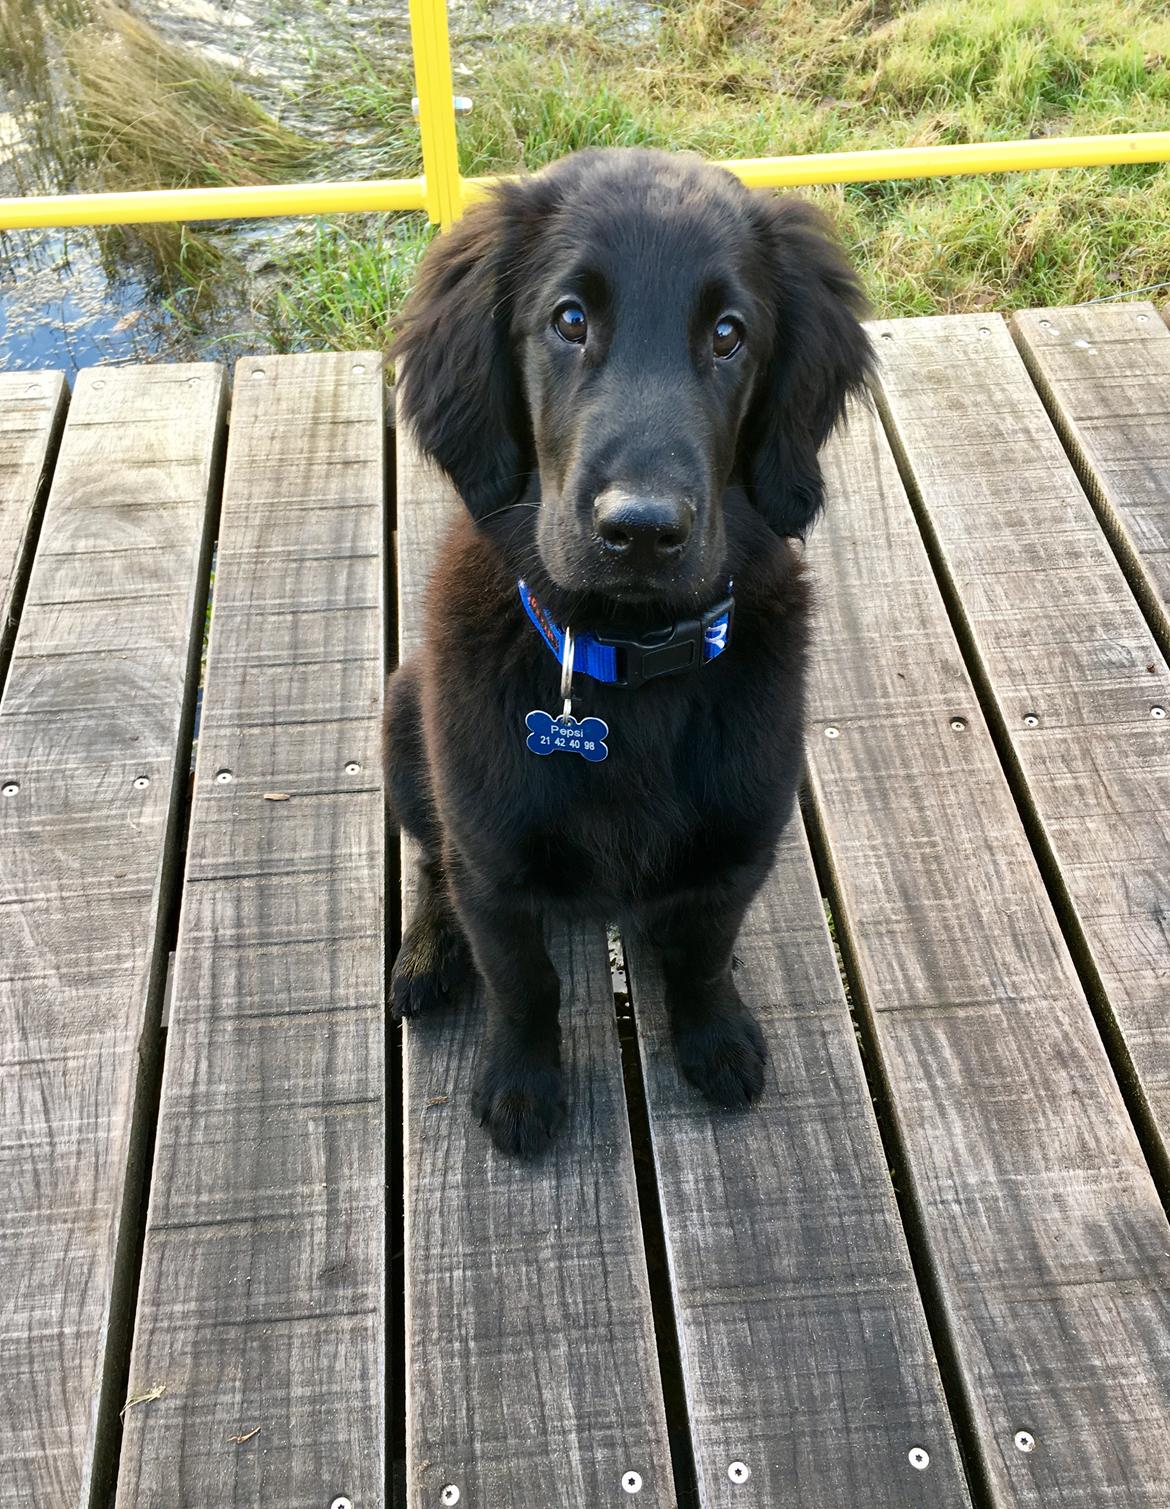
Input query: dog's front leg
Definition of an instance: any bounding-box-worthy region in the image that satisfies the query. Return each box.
[448,862,565,1157]
[648,891,768,1109]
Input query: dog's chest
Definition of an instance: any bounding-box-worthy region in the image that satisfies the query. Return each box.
[514,707,743,905]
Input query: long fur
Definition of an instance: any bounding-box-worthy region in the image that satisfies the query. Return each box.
[387,148,871,1157]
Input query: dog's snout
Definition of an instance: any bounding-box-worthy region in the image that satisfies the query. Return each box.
[593,488,695,569]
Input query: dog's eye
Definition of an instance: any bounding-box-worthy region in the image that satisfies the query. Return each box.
[553,303,588,344]
[713,316,744,359]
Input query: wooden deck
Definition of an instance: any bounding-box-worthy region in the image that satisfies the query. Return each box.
[1,305,1169,1509]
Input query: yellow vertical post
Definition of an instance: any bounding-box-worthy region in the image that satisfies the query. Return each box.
[409,0,464,227]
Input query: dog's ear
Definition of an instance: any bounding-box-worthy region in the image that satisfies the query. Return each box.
[394,188,534,519]
[739,197,873,539]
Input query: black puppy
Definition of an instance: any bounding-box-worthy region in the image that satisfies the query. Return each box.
[387,148,871,1157]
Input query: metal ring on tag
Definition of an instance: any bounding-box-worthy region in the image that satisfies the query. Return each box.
[560,626,575,716]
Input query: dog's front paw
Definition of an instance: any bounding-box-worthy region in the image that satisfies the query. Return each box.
[472,1046,566,1159]
[390,911,472,1021]
[674,1002,767,1109]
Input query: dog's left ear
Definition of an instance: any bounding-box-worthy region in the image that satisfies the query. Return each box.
[739,196,873,538]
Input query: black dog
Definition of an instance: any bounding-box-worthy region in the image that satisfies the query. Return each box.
[386,148,871,1157]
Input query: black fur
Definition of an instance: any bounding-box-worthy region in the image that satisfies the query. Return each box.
[388,147,871,1157]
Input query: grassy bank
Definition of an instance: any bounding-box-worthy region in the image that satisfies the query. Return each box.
[4,0,1169,347]
[448,0,1170,316]
[277,0,1170,344]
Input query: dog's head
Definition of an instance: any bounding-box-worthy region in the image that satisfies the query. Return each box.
[396,148,871,608]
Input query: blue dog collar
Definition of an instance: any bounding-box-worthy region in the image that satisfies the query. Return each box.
[518,579,734,689]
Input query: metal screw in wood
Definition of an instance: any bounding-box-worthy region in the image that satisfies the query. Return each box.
[2,781,19,796]
[824,724,840,738]
[331,1498,352,1509]
[251,368,266,380]
[440,1487,461,1506]
[1015,1430,1036,1453]
[1024,712,1040,727]
[215,769,234,784]
[345,761,362,774]
[728,1460,750,1483]
[133,776,150,789]
[950,717,967,731]
[909,1447,930,1470]
[1152,705,1166,719]
[621,1470,643,1494]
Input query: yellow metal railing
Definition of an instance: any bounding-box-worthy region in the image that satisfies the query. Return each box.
[0,0,1167,231]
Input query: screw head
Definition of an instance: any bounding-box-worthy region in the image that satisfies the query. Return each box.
[1014,1430,1036,1453]
[909,1446,930,1470]
[978,326,991,337]
[950,717,967,732]
[824,724,840,739]
[250,367,266,380]
[2,780,19,796]
[92,378,105,390]
[331,1498,353,1509]
[351,362,366,375]
[1023,712,1040,727]
[728,1460,751,1483]
[440,1488,461,1506]
[133,775,150,789]
[215,769,234,784]
[1152,705,1166,719]
[1137,313,1150,322]
[621,1471,642,1494]
[1039,318,1052,328]
[880,330,894,340]
[345,760,362,774]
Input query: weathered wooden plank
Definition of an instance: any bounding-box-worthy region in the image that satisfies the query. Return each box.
[875,310,1170,1171]
[1011,302,1170,649]
[396,417,674,1508]
[116,354,386,1509]
[624,816,972,1507]
[0,370,67,682]
[0,363,224,1506]
[804,391,1170,1508]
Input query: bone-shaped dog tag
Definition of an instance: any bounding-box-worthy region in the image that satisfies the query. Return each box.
[525,709,609,761]
[524,624,610,762]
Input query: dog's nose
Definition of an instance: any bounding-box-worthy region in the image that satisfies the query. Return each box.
[593,489,694,570]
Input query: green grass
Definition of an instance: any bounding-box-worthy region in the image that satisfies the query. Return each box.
[8,0,1168,344]
[258,0,1170,345]
[263,215,435,351]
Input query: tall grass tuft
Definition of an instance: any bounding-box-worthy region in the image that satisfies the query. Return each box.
[64,5,314,191]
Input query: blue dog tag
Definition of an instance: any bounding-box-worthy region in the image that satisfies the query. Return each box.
[525,709,609,762]
[526,624,609,761]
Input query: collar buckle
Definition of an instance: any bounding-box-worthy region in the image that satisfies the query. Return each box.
[593,595,735,689]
